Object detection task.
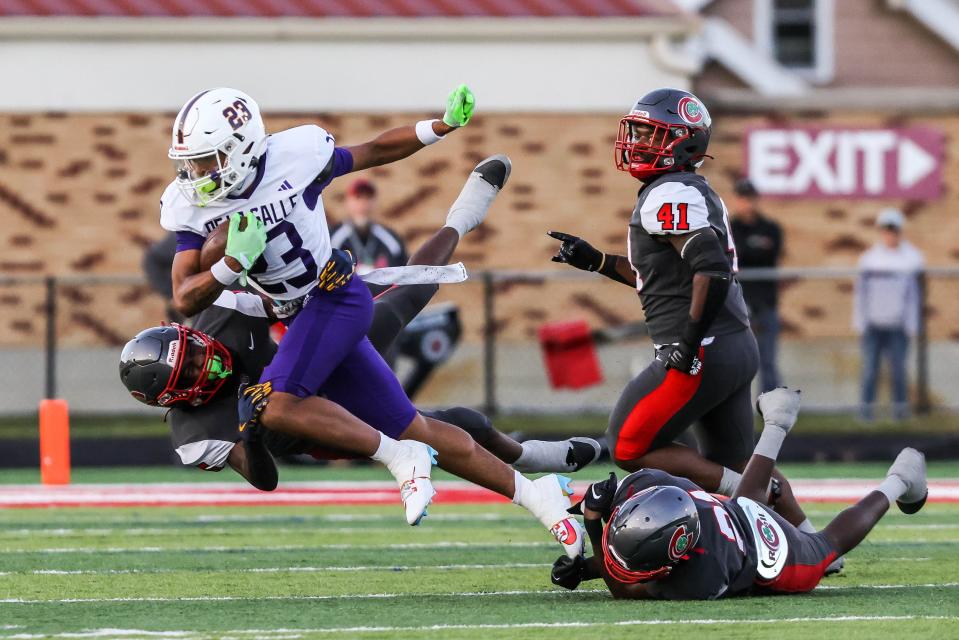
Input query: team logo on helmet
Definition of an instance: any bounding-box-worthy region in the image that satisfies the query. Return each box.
[755,514,781,551]
[677,96,705,125]
[667,524,694,560]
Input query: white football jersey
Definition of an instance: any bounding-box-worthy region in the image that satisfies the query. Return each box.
[160,125,341,301]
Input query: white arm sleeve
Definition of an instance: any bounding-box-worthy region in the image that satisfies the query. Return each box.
[211,290,269,318]
[175,440,236,470]
[639,182,710,236]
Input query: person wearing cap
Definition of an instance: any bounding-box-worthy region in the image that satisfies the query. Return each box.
[853,208,925,421]
[330,178,409,296]
[730,178,783,392]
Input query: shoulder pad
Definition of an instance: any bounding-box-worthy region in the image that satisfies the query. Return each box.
[638,180,710,236]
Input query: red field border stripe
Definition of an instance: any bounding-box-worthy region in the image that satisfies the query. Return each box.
[0,480,957,509]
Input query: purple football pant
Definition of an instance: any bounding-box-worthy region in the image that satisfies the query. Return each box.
[259,276,417,439]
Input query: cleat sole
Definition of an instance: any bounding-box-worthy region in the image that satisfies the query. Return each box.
[897,490,928,515]
[557,475,574,497]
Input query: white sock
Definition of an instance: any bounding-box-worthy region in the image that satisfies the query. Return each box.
[718,467,742,496]
[512,472,568,529]
[512,471,531,504]
[798,518,817,533]
[877,475,907,506]
[370,434,402,467]
[754,427,787,460]
[445,172,497,238]
[514,440,567,473]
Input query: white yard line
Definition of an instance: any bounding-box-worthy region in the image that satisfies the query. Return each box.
[2,582,957,604]
[1,617,957,639]
[0,588,608,604]
[0,541,555,554]
[0,562,551,577]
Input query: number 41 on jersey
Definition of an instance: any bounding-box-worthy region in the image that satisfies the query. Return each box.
[657,202,690,232]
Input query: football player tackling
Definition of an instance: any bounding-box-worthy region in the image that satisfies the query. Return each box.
[551,387,928,599]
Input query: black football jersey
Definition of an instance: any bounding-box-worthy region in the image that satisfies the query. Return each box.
[627,172,750,345]
[610,469,758,600]
[167,291,311,470]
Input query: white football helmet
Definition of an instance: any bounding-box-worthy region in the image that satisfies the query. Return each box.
[168,88,267,206]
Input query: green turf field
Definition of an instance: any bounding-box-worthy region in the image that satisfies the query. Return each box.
[0,464,957,639]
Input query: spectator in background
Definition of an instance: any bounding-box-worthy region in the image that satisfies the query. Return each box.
[854,209,924,422]
[142,232,184,324]
[330,178,408,297]
[730,178,783,392]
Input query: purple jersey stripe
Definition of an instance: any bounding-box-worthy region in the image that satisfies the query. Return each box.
[302,147,354,211]
[175,230,205,253]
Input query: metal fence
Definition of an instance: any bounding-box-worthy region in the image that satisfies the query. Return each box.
[2,267,958,417]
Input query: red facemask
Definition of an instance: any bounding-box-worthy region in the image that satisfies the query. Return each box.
[614,115,693,181]
[155,324,233,407]
[601,507,674,584]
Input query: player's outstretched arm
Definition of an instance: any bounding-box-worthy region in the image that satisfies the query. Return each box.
[345,84,474,172]
[547,231,636,287]
[226,440,279,492]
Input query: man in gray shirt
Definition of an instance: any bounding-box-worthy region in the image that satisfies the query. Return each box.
[853,209,924,421]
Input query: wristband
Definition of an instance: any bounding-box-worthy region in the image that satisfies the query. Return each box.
[210,257,242,285]
[415,119,445,146]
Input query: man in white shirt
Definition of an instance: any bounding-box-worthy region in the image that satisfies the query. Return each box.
[853,209,925,421]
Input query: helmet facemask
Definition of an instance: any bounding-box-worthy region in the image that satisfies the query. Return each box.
[614,115,694,181]
[155,324,234,407]
[170,138,244,207]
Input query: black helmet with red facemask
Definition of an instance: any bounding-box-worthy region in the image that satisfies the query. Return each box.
[602,485,701,584]
[614,88,712,181]
[118,324,233,407]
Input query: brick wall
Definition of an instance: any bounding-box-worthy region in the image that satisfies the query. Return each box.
[1,110,956,347]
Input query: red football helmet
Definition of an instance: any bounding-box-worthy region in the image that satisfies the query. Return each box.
[614,88,712,181]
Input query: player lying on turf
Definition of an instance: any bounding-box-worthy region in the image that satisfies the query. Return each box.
[550,387,928,599]
[127,158,593,554]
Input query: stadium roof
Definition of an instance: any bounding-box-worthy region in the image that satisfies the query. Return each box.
[0,0,677,18]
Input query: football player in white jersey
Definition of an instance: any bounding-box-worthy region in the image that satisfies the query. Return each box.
[158,88,585,556]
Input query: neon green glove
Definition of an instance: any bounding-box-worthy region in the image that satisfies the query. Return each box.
[443,84,475,128]
[225,212,266,286]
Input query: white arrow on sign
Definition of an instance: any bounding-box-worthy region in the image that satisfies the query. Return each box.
[898,137,937,189]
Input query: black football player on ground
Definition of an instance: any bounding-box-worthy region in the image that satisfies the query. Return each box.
[551,387,928,600]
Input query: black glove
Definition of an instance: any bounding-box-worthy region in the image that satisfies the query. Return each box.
[318,248,356,292]
[238,378,273,443]
[547,231,604,272]
[569,472,618,516]
[658,343,702,375]
[551,555,587,591]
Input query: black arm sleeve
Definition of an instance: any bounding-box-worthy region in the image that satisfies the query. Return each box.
[678,229,732,346]
[598,254,633,286]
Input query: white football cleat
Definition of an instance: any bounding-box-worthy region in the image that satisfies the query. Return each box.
[387,441,437,526]
[445,154,511,237]
[887,447,928,515]
[527,474,585,559]
[756,387,802,433]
